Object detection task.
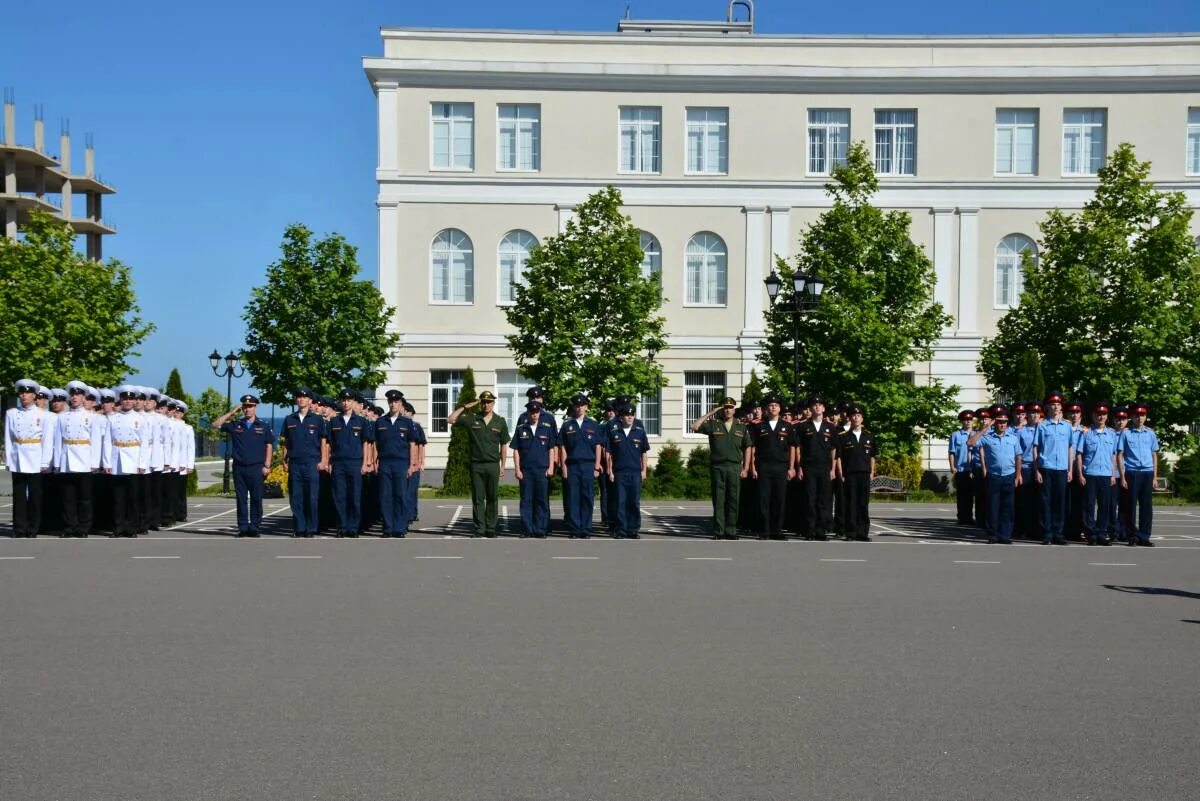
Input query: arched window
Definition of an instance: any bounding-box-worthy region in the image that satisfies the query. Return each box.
[498,230,537,304]
[995,234,1037,308]
[639,231,662,285]
[430,229,473,303]
[685,232,727,306]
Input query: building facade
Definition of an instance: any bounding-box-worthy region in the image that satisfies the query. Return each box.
[364,14,1200,470]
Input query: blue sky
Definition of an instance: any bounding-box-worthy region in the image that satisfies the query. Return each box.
[3,0,1197,407]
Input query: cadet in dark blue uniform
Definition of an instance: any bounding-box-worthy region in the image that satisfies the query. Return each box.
[280,387,323,537]
[604,402,650,538]
[510,401,558,537]
[558,394,603,538]
[322,388,374,537]
[374,389,417,537]
[515,385,557,431]
[211,394,276,537]
[403,401,426,529]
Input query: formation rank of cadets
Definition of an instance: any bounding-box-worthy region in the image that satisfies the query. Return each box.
[6,380,1161,546]
[5,379,196,538]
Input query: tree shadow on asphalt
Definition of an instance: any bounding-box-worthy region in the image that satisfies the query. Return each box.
[1103,585,1200,601]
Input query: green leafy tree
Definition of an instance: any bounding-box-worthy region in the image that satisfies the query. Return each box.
[0,211,153,387]
[441,367,477,495]
[504,186,667,409]
[758,142,958,457]
[1012,352,1046,404]
[194,387,229,445]
[242,224,399,406]
[164,368,186,400]
[979,143,1200,452]
[742,369,765,405]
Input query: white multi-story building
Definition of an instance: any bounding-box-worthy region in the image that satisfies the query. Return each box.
[363,5,1200,471]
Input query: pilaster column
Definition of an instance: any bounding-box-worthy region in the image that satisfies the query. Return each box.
[376,81,399,171]
[377,201,401,328]
[769,205,790,270]
[956,207,980,335]
[741,205,767,338]
[555,204,575,233]
[931,207,956,329]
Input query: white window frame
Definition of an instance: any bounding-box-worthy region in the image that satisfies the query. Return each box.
[497,230,538,306]
[995,234,1037,309]
[873,109,917,177]
[807,108,850,176]
[429,228,474,305]
[639,231,662,286]
[428,369,465,435]
[618,106,662,175]
[497,104,540,172]
[1062,108,1107,177]
[684,232,728,307]
[683,372,726,436]
[640,388,662,437]
[1187,108,1200,176]
[495,369,535,425]
[430,103,474,171]
[684,107,729,175]
[995,109,1039,176]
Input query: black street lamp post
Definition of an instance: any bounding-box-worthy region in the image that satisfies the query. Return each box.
[763,268,825,398]
[209,348,245,493]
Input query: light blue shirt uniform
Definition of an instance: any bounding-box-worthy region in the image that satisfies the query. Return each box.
[1016,424,1037,470]
[1034,418,1074,471]
[1119,427,1159,472]
[948,429,972,472]
[1077,428,1118,477]
[981,430,1021,477]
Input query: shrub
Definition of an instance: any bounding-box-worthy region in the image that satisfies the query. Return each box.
[1172,453,1200,502]
[684,446,713,499]
[644,441,686,498]
[875,453,923,491]
[264,463,288,499]
[442,367,477,496]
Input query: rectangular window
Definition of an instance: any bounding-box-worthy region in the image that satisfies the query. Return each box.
[619,106,661,173]
[640,389,661,436]
[430,370,465,433]
[995,109,1038,175]
[495,369,534,426]
[1062,109,1106,176]
[684,371,726,431]
[497,104,540,171]
[1188,108,1200,175]
[807,109,850,175]
[873,109,916,176]
[685,107,728,174]
[431,103,473,170]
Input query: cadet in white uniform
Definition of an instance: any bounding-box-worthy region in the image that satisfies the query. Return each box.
[104,385,151,537]
[5,379,55,537]
[54,380,108,537]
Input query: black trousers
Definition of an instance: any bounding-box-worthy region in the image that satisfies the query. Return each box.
[831,476,846,535]
[842,472,871,539]
[954,471,975,523]
[174,473,189,522]
[757,467,788,538]
[93,472,114,533]
[40,472,64,535]
[803,464,833,537]
[11,472,44,536]
[142,472,163,530]
[61,472,95,536]
[112,475,138,536]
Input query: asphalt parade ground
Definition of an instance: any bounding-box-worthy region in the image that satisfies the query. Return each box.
[2,501,1199,800]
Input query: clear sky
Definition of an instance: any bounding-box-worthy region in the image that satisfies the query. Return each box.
[3,0,1197,407]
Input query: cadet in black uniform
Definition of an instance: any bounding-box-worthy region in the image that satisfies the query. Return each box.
[794,394,838,541]
[836,405,877,541]
[747,394,795,540]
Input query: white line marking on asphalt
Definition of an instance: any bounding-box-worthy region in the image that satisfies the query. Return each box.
[1089,562,1137,566]
[131,556,181,559]
[552,556,599,560]
[686,556,732,561]
[276,555,323,559]
[954,560,1001,564]
[414,555,463,559]
[821,558,866,562]
[0,556,35,560]
[446,505,462,532]
[871,522,920,537]
[168,509,236,530]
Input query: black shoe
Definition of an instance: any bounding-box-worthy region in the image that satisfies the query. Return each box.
[815,534,828,541]
[987,537,997,544]
[382,533,392,538]
[471,533,483,538]
[1125,538,1137,546]
[1138,539,1156,547]
[250,531,261,538]
[628,533,641,539]
[485,532,497,538]
[1043,538,1052,545]
[1096,539,1112,546]
[1054,538,1068,545]
[306,533,316,538]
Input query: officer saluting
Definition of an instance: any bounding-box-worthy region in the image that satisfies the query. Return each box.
[448,390,509,537]
[692,396,751,540]
[280,387,323,537]
[211,394,275,537]
[5,379,55,537]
